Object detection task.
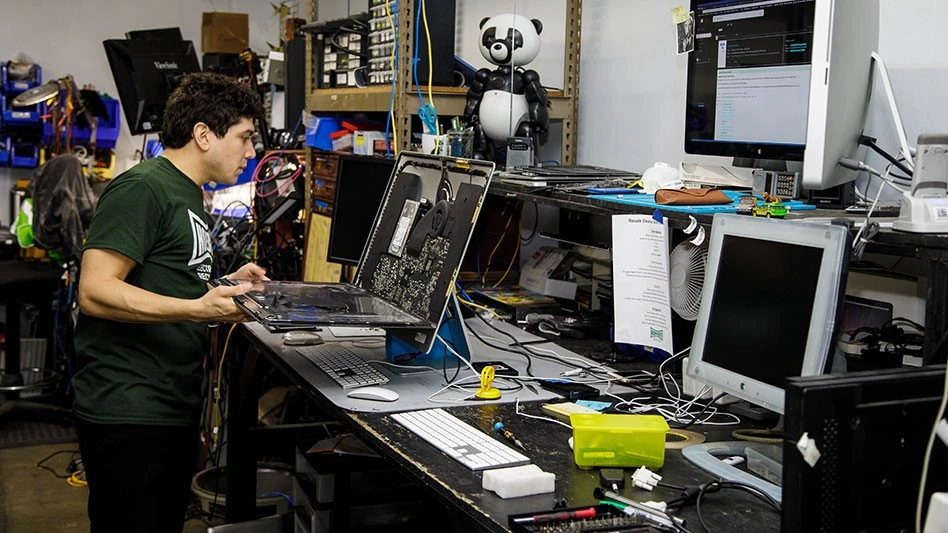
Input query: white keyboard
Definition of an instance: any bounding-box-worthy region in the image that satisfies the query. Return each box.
[297,344,389,389]
[390,409,530,471]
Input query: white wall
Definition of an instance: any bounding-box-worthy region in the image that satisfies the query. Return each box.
[578,0,948,190]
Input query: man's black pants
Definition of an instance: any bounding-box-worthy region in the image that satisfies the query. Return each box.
[77,419,199,533]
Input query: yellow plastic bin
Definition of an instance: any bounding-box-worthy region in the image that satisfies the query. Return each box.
[570,413,669,469]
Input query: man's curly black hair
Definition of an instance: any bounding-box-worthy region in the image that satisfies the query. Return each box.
[160,72,264,149]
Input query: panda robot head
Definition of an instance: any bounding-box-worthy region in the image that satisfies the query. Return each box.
[478,13,542,68]
[464,13,550,162]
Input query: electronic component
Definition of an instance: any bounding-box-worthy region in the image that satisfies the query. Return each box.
[752,169,801,199]
[387,198,420,257]
[538,379,599,400]
[506,136,534,169]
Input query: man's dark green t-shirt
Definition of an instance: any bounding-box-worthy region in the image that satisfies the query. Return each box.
[73,157,214,426]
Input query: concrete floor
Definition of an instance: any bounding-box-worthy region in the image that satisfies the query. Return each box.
[0,443,216,533]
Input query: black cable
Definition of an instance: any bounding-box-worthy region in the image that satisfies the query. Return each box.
[519,201,539,245]
[860,136,914,178]
[694,479,781,533]
[36,449,79,479]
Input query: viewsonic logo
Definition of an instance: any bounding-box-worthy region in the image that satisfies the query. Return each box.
[153,61,179,70]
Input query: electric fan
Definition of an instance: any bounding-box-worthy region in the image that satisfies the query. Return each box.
[669,240,708,321]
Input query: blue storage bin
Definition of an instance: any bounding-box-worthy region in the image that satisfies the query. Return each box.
[1,94,41,126]
[11,143,38,168]
[73,97,121,149]
[0,138,10,166]
[1,62,41,93]
[305,117,340,150]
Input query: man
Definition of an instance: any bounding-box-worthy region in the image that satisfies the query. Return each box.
[73,73,267,533]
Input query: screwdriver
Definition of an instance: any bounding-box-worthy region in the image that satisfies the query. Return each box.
[493,421,526,450]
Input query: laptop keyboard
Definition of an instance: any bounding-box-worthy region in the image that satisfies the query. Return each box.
[297,344,389,389]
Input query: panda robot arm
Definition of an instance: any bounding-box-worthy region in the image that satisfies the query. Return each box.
[463,13,550,162]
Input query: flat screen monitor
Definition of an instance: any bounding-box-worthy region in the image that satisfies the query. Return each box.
[327,155,396,267]
[686,214,849,416]
[103,38,202,135]
[684,0,879,190]
[125,27,183,41]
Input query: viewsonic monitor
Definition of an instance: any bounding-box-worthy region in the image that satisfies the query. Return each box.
[103,38,201,135]
[684,0,879,190]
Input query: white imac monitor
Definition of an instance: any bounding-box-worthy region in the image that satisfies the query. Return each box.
[684,0,880,191]
[686,214,849,415]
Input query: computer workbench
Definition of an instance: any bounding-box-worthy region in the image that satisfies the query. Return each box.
[223,320,780,532]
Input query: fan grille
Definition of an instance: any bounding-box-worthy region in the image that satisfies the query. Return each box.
[669,241,708,321]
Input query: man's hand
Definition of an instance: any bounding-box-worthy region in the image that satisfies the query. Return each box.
[228,263,269,282]
[200,283,254,322]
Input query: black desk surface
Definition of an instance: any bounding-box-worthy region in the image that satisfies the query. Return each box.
[235,325,781,532]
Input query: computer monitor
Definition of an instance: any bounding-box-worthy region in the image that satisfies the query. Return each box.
[686,214,849,416]
[682,214,849,502]
[103,38,202,135]
[327,155,396,267]
[125,27,184,41]
[684,0,879,190]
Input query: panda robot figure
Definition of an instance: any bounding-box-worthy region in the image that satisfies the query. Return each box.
[463,13,549,163]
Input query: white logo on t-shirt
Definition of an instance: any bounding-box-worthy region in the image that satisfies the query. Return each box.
[188,210,212,269]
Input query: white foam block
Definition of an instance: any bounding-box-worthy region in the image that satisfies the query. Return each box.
[482,464,555,499]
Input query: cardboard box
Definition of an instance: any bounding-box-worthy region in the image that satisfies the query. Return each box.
[202,12,249,54]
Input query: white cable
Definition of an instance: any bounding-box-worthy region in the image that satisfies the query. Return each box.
[436,333,480,375]
[514,398,573,429]
[916,365,948,533]
[871,52,915,171]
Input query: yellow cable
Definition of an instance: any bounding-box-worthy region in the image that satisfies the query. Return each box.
[421,0,439,139]
[455,289,504,319]
[67,470,87,487]
[480,212,516,285]
[492,239,520,289]
[385,0,398,151]
[214,323,239,441]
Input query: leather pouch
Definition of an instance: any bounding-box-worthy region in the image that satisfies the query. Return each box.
[655,188,731,205]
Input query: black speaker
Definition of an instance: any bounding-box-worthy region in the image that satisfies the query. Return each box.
[284,38,306,131]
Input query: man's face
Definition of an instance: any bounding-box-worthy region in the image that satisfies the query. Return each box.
[208,117,256,185]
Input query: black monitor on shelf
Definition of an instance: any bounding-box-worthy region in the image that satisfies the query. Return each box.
[327,155,397,267]
[103,38,201,135]
[125,27,184,41]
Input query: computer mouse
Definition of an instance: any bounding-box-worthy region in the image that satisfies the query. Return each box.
[346,386,399,402]
[282,331,324,346]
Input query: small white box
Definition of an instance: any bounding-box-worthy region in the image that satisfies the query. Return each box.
[520,247,577,299]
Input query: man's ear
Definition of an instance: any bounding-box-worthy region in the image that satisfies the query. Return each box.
[193,122,212,151]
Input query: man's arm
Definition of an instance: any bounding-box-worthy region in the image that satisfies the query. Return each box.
[78,248,251,323]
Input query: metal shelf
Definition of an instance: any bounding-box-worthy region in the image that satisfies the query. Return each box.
[306,85,572,119]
